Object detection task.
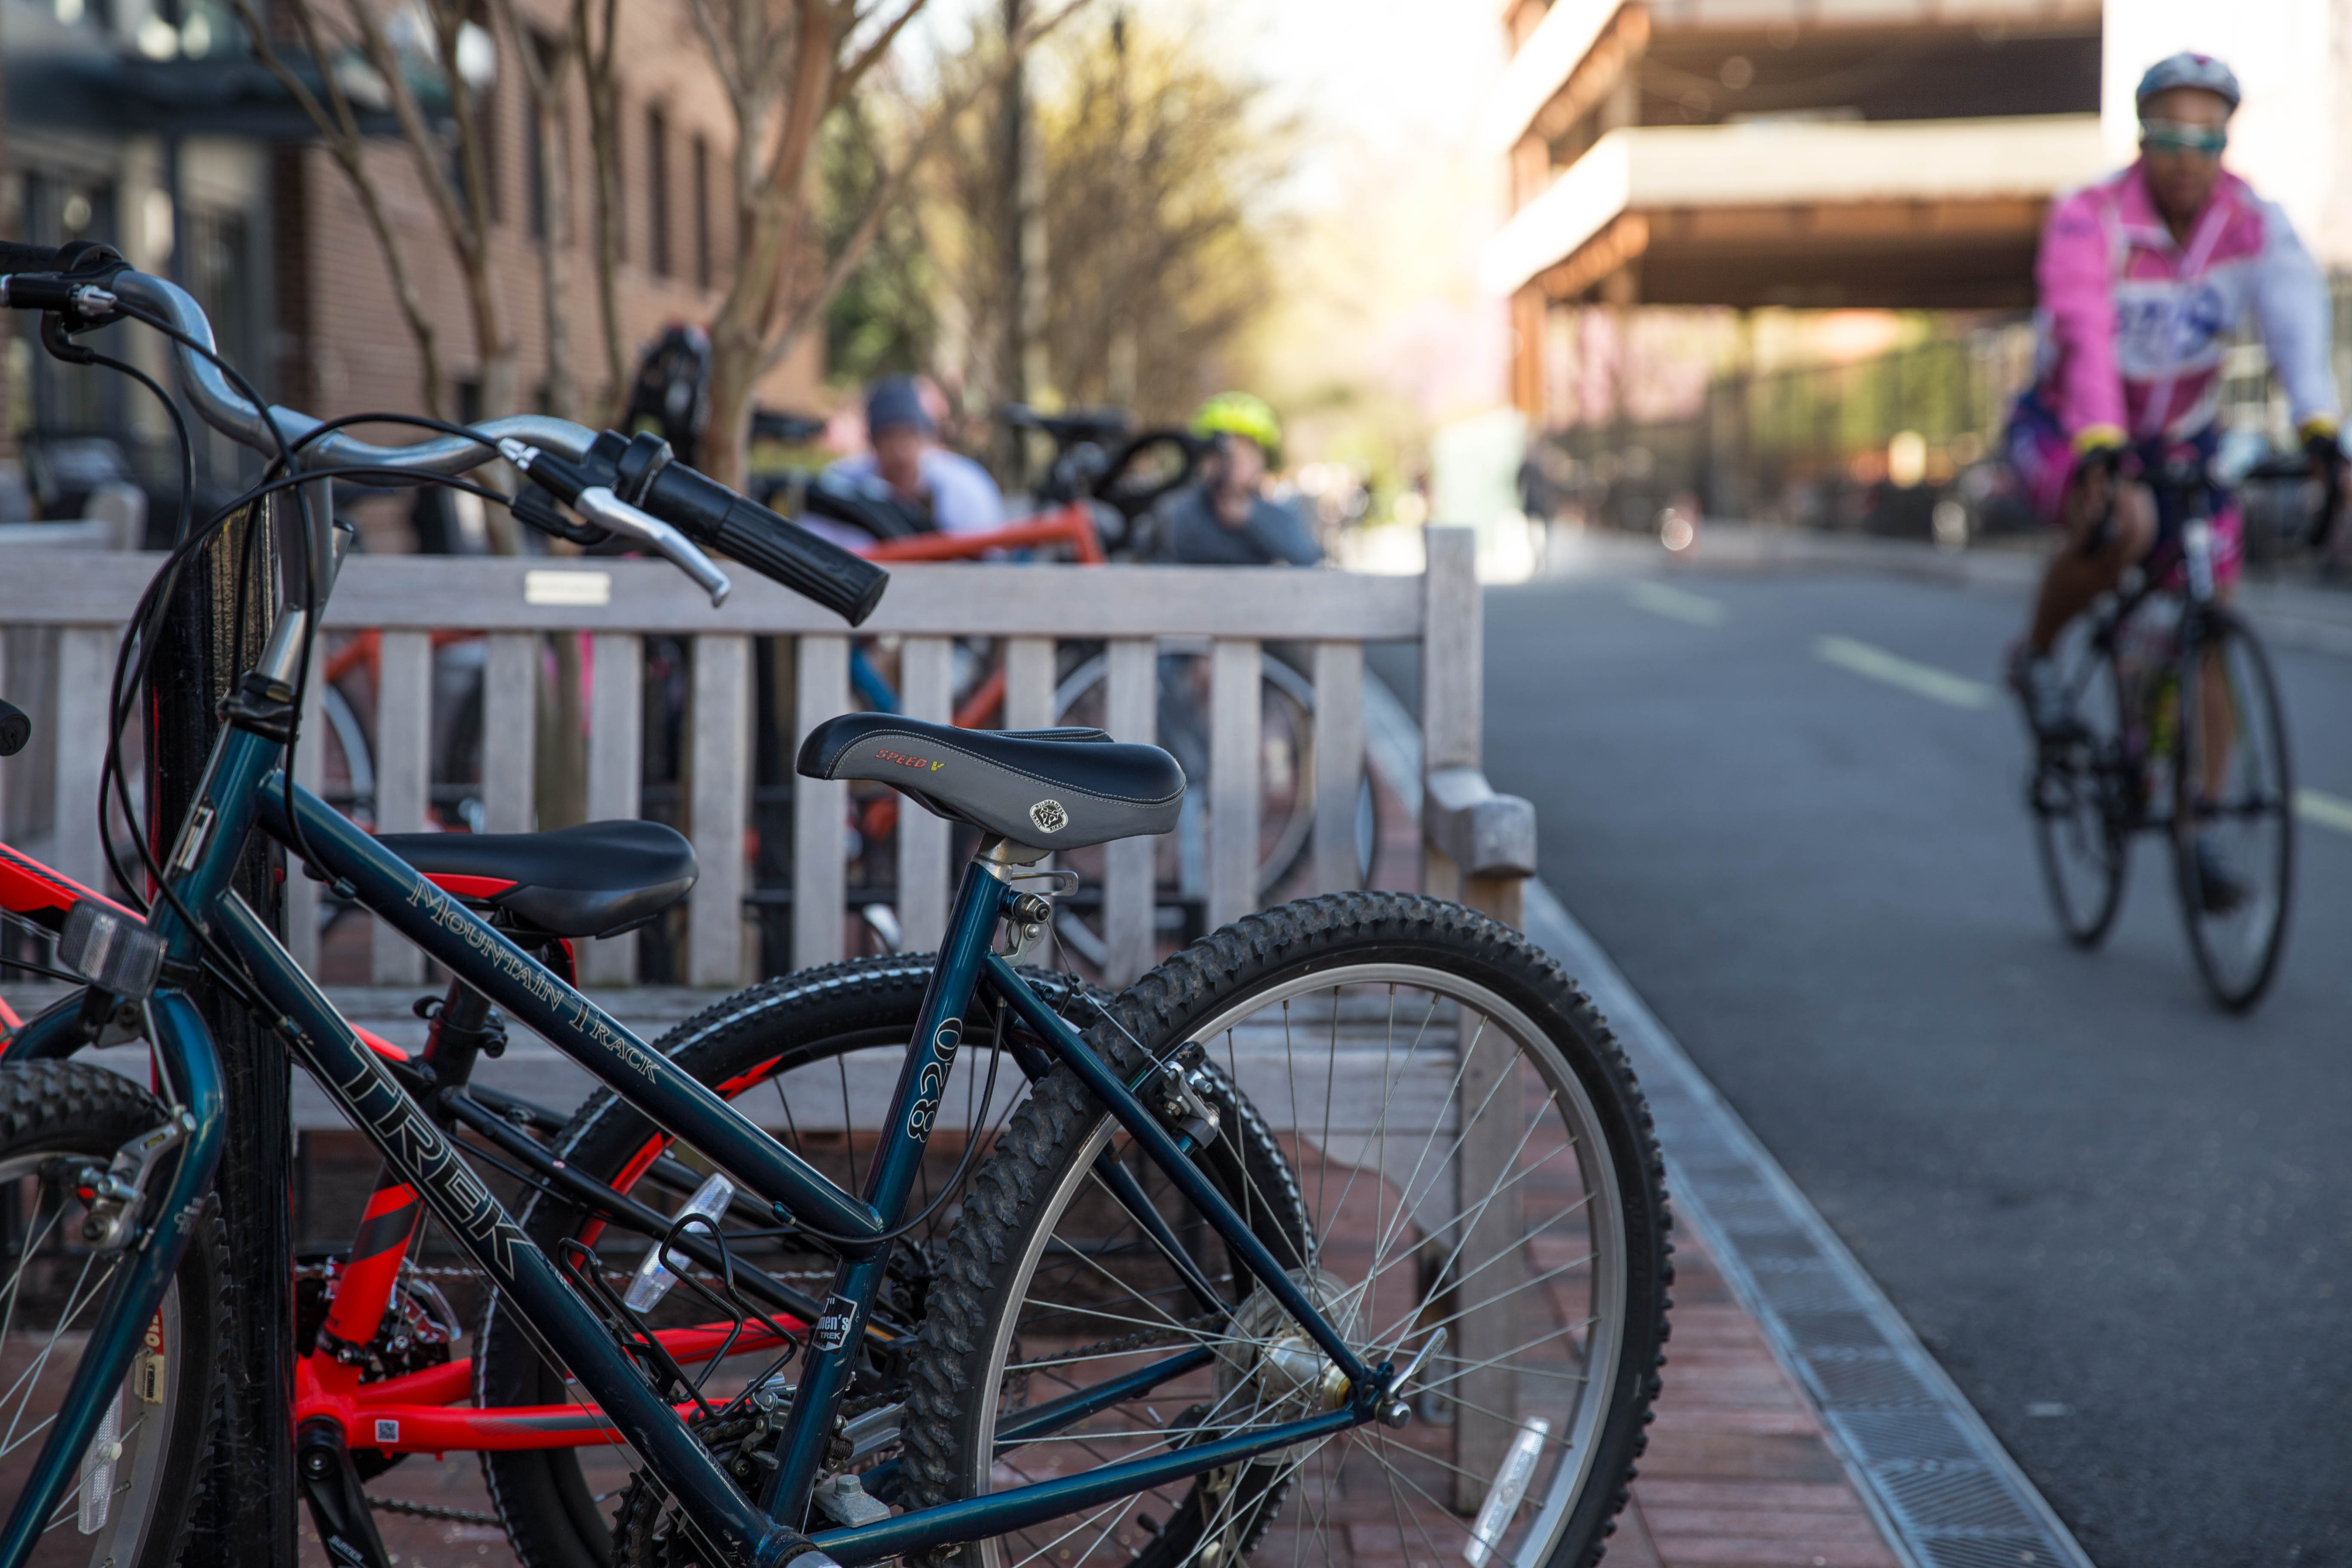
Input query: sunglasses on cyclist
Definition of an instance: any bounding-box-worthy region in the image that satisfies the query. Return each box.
[2142,119,2228,156]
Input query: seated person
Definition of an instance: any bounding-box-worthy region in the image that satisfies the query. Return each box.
[1156,392,1322,566]
[824,375,1006,542]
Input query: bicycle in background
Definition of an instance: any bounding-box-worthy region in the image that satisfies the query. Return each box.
[2028,451,2316,1010]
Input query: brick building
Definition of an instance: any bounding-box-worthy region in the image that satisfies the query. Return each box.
[2,0,819,524]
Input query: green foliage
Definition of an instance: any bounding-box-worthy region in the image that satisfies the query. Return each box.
[823,96,940,386]
[928,12,1286,426]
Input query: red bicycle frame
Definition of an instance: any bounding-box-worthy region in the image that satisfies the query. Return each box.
[0,834,801,1465]
[852,498,1106,566]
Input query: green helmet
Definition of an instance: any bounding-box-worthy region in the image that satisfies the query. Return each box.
[1191,392,1282,466]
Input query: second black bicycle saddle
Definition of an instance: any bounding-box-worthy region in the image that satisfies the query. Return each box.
[379,819,697,938]
[798,713,1184,850]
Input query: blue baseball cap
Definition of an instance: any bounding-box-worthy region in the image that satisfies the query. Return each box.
[866,376,935,437]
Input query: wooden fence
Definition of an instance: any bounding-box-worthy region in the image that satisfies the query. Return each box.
[0,527,1533,990]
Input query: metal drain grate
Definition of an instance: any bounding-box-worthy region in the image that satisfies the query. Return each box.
[1832,1410,1982,1465]
[1780,1309,1891,1351]
[1804,1350,1940,1409]
[1878,1461,2044,1535]
[1525,883,2096,1568]
[1919,1535,2074,1568]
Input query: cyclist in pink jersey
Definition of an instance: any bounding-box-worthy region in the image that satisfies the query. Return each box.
[2008,52,2343,742]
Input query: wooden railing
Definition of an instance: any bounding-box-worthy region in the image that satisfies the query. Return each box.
[0,527,1533,987]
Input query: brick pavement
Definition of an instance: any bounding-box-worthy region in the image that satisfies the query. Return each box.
[327,1149,1904,1568]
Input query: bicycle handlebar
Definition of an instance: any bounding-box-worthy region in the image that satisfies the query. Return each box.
[0,242,67,273]
[507,434,887,625]
[110,271,597,474]
[9,266,887,622]
[641,460,887,624]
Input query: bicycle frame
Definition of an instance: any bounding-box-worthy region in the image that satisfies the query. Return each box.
[855,498,1107,565]
[0,631,1389,1568]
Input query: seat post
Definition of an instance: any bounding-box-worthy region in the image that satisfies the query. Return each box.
[419,980,499,1092]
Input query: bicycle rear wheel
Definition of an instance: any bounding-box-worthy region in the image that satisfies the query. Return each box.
[2171,609,2294,1011]
[0,1061,224,1568]
[900,894,1671,1568]
[2031,628,2132,946]
[476,956,1106,1568]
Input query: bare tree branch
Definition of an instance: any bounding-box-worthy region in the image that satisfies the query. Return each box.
[831,0,927,107]
[575,0,628,423]
[337,0,474,263]
[761,0,1092,376]
[227,0,448,413]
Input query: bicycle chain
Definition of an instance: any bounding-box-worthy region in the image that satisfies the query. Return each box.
[364,1494,505,1526]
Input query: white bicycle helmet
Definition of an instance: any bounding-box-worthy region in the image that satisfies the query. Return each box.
[2136,52,2241,113]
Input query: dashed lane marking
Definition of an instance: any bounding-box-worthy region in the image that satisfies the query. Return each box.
[1624,580,1727,626]
[2296,787,2352,836]
[1815,634,1994,710]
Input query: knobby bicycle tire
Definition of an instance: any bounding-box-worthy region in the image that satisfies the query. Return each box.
[900,892,1672,1568]
[475,955,1109,1568]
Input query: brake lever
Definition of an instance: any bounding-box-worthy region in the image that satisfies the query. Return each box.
[497,437,730,606]
[574,487,732,607]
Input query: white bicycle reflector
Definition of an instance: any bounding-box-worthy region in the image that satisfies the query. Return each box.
[1462,1416,1552,1567]
[623,1171,737,1313]
[77,1390,124,1534]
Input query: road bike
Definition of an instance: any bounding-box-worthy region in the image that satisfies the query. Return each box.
[2029,455,2305,1010]
[0,243,1669,1568]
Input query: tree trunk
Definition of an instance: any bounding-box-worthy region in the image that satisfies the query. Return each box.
[700,318,762,493]
[535,92,575,421]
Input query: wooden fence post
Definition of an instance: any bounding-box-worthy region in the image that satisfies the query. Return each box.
[791,635,849,973]
[1102,637,1158,983]
[580,633,644,985]
[481,632,538,833]
[371,630,432,986]
[689,634,751,986]
[897,636,956,950]
[1208,638,1262,928]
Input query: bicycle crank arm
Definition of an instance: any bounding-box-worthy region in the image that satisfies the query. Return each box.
[297,1418,395,1568]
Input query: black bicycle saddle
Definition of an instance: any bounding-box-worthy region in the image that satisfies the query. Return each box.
[379,819,698,938]
[797,713,1183,850]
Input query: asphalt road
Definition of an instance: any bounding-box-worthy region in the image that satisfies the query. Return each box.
[1467,560,2352,1566]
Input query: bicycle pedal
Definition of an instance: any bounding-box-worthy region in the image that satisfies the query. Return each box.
[811,1471,892,1527]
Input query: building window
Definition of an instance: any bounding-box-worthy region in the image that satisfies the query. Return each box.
[692,133,712,291]
[646,105,671,278]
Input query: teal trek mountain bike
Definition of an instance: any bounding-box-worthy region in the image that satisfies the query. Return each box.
[0,242,1670,1568]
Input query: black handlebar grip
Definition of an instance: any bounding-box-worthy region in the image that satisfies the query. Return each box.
[642,462,888,626]
[0,698,30,758]
[0,242,66,276]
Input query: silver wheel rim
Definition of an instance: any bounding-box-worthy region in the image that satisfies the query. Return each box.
[967,961,1632,1568]
[0,1148,188,1567]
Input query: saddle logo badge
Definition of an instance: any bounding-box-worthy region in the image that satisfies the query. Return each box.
[1030,799,1068,834]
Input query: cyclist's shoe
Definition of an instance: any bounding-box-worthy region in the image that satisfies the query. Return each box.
[2008,644,2075,742]
[2192,832,2250,915]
